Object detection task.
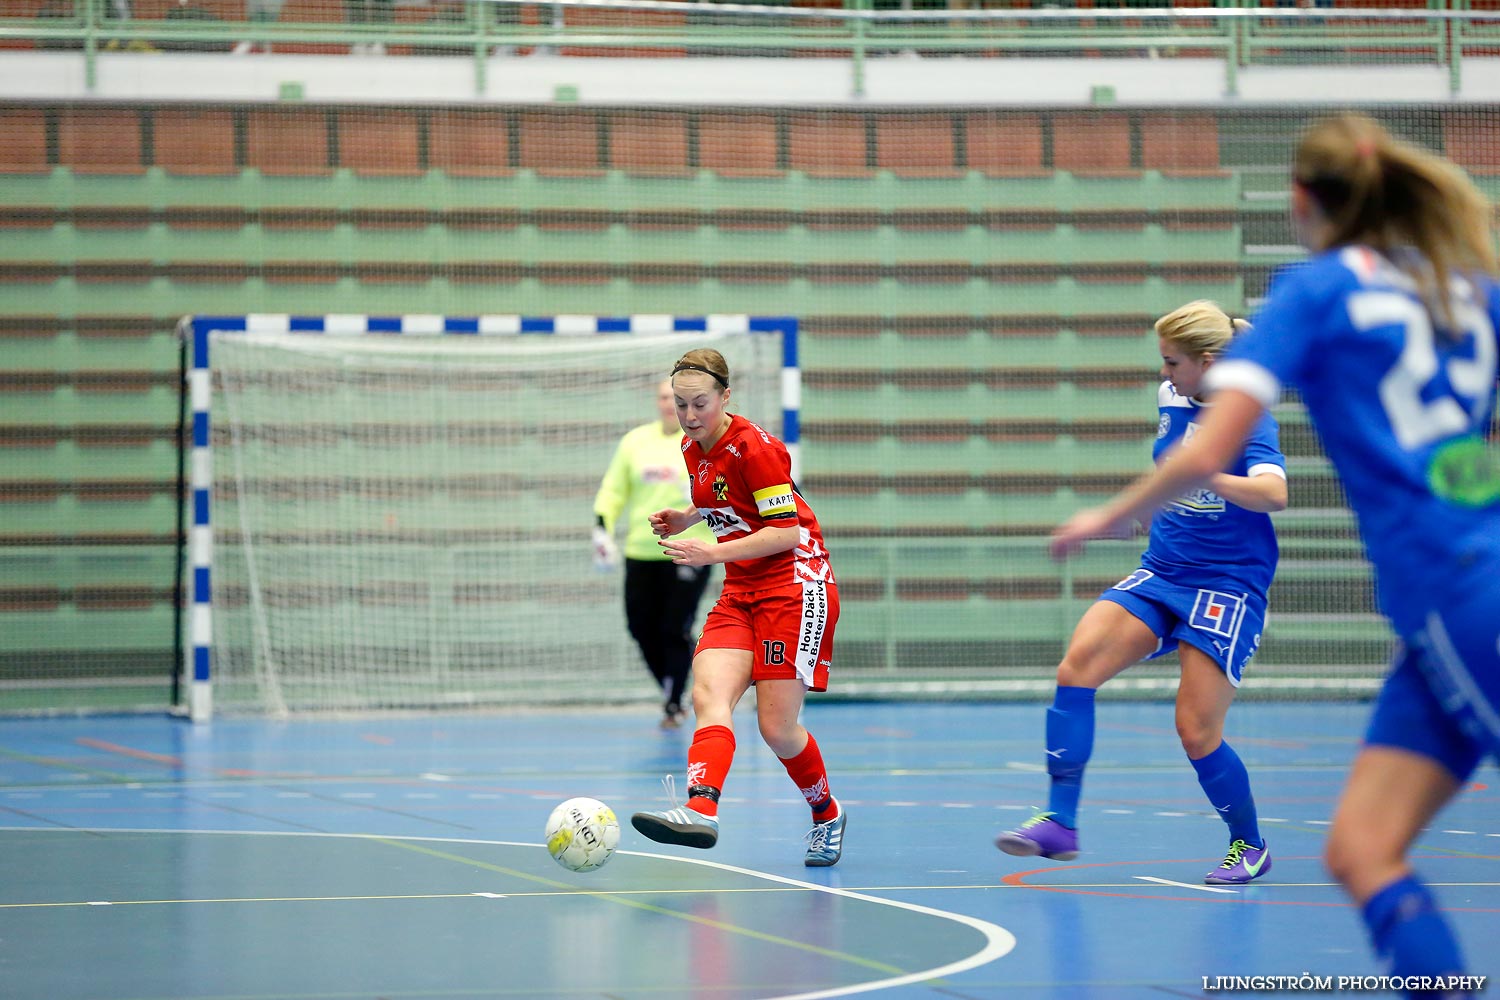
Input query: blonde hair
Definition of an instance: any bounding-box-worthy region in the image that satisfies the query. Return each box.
[1294,113,1497,327]
[1154,300,1248,359]
[670,348,730,390]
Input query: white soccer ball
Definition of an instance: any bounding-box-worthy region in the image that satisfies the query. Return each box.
[544,797,620,873]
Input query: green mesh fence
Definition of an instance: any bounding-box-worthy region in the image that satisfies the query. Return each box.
[3,4,1500,712]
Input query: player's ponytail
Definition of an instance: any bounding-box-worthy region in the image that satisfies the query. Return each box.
[1293,113,1497,330]
[1154,300,1239,360]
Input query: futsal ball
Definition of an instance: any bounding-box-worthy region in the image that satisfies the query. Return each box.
[545,797,620,873]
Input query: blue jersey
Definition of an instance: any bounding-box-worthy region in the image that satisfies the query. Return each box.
[1141,381,1286,596]
[1209,245,1500,636]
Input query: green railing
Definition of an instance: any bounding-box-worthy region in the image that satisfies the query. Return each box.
[2,2,1497,99]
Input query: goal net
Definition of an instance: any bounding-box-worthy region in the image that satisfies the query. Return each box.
[189,315,790,718]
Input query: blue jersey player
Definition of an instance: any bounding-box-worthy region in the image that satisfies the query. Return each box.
[1053,114,1499,998]
[997,301,1289,885]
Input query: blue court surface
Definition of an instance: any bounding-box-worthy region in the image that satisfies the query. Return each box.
[1,701,1495,1000]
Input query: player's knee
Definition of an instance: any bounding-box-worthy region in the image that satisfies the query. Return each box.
[1176,717,1220,759]
[1056,650,1104,689]
[1323,831,1359,889]
[1324,824,1393,890]
[757,715,801,756]
[690,682,729,719]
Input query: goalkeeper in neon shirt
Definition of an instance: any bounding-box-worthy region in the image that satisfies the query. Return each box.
[594,380,714,729]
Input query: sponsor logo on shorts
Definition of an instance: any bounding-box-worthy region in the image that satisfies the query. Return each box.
[1190,590,1244,640]
[796,582,830,684]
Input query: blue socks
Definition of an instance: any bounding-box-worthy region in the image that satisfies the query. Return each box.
[1190,740,1262,847]
[1044,685,1096,828]
[1363,875,1466,985]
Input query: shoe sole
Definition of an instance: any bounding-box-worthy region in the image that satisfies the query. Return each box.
[995,832,1078,861]
[804,814,846,868]
[631,811,718,849]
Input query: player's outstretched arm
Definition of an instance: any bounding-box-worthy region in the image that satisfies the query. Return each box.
[649,506,703,539]
[1051,389,1266,558]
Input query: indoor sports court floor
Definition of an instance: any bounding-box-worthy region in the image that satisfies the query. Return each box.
[1,700,1495,1000]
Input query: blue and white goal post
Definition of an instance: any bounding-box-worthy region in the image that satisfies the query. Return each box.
[180,314,799,722]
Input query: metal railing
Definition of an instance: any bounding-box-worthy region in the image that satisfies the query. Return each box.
[3,2,1500,98]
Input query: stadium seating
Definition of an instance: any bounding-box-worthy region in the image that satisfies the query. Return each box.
[1051,112,1135,177]
[155,108,238,176]
[0,101,1391,708]
[698,112,782,178]
[58,108,147,175]
[340,109,423,177]
[246,108,333,176]
[428,108,512,178]
[610,111,693,177]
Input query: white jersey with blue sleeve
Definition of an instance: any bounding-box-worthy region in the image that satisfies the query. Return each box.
[1207,245,1500,636]
[1141,381,1286,596]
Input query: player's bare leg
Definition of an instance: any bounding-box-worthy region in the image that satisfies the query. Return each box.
[1328,747,1458,899]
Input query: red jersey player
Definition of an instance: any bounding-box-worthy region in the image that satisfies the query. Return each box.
[630,347,846,867]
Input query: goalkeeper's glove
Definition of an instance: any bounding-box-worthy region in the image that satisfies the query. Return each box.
[591,526,620,572]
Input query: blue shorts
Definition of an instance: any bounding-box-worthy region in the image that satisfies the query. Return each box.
[1365,579,1500,782]
[1096,568,1267,686]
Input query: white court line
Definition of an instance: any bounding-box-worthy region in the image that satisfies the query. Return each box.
[1133,876,1238,894]
[0,827,1016,1000]
[617,845,1017,1000]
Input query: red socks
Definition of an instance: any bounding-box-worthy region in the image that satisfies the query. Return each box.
[780,732,838,822]
[684,724,735,817]
[683,726,837,823]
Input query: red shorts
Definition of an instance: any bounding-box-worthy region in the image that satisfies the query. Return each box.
[695,581,839,691]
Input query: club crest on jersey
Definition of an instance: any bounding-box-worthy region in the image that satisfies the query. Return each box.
[1190,590,1244,639]
[712,473,729,501]
[1157,413,1171,439]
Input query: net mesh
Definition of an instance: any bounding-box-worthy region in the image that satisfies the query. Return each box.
[5,5,1500,712]
[208,329,782,714]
